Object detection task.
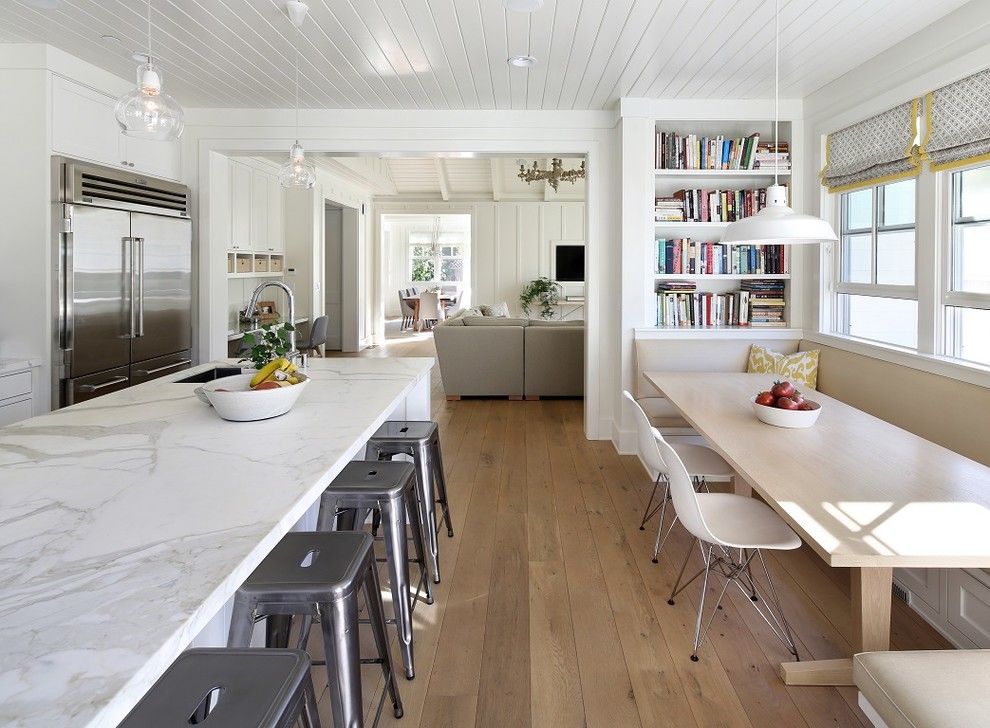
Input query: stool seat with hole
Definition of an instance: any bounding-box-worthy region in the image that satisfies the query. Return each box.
[228,531,403,727]
[117,648,321,728]
[365,421,452,584]
[318,460,431,680]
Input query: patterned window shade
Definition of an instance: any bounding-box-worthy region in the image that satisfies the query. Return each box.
[921,68,990,171]
[820,99,920,193]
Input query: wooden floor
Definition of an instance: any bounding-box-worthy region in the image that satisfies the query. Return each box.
[316,327,950,727]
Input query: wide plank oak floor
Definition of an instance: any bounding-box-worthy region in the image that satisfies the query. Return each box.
[316,327,950,727]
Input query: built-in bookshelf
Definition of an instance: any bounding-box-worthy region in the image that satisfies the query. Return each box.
[644,118,797,335]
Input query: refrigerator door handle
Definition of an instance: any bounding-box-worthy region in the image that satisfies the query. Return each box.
[62,226,74,353]
[133,358,191,377]
[136,237,145,337]
[123,236,137,338]
[77,375,129,393]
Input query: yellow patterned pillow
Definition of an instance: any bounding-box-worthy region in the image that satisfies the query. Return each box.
[747,345,819,390]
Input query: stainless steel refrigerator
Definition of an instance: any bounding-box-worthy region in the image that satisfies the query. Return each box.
[52,158,193,408]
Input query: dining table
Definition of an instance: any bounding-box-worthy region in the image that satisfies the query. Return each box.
[643,371,990,687]
[403,293,458,330]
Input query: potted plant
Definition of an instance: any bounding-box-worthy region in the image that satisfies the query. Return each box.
[519,277,562,320]
[240,322,295,369]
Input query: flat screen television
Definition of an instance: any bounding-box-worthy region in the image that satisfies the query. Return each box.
[554,244,585,282]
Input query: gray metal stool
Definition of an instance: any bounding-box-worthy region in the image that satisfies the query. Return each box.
[365,421,452,584]
[228,532,403,726]
[118,648,321,728]
[317,460,432,680]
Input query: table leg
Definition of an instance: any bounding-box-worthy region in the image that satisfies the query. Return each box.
[413,300,421,332]
[731,474,751,497]
[779,566,892,686]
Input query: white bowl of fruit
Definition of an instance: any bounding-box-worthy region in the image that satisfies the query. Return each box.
[751,381,822,429]
[196,358,309,422]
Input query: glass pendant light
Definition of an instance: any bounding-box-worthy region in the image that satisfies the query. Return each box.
[278,44,316,189]
[720,0,836,245]
[114,0,183,141]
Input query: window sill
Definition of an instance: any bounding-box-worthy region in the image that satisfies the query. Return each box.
[803,330,990,390]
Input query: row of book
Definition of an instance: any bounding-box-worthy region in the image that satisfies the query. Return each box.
[654,280,787,328]
[655,239,789,275]
[655,186,780,223]
[655,132,791,171]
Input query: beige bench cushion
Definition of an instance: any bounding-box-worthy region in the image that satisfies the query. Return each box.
[855,650,990,728]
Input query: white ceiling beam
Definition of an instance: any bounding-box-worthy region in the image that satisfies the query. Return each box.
[434,158,450,202]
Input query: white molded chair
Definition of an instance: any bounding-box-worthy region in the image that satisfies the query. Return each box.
[654,430,801,662]
[623,390,734,562]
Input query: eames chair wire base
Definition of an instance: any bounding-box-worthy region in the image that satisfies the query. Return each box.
[639,474,710,563]
[667,539,801,663]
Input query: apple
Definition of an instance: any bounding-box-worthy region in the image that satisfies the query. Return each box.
[775,396,800,410]
[755,391,775,406]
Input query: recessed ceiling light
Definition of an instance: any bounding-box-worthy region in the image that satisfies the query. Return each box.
[100,34,121,45]
[503,0,544,11]
[508,55,537,69]
[131,52,151,63]
[21,0,62,8]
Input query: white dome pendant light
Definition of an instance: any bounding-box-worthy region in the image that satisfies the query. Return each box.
[720,0,836,245]
[278,2,316,189]
[114,0,184,140]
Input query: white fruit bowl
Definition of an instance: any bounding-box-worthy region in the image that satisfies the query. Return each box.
[195,373,309,422]
[751,398,822,429]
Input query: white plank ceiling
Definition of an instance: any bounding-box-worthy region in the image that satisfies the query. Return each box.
[1,0,970,109]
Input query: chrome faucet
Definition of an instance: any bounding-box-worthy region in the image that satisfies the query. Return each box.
[245,280,300,363]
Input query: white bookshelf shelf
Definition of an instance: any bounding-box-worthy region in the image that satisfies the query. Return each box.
[654,169,791,178]
[634,326,802,340]
[654,221,727,231]
[654,273,790,280]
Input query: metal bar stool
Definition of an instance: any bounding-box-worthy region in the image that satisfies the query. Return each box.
[118,648,321,728]
[317,460,432,680]
[365,421,452,584]
[228,531,403,727]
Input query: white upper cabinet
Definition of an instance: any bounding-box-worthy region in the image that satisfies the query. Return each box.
[230,161,252,251]
[50,76,180,181]
[267,176,284,253]
[250,170,269,251]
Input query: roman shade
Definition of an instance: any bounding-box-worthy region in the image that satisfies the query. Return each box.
[921,67,990,171]
[820,99,921,192]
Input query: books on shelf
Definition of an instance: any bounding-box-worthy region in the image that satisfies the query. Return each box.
[656,131,762,170]
[741,279,787,327]
[753,141,791,170]
[657,186,781,223]
[655,278,787,328]
[654,238,788,275]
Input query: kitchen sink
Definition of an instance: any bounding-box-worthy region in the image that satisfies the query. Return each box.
[175,366,243,384]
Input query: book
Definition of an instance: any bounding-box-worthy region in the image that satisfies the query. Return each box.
[654,238,788,275]
[670,187,781,223]
[656,131,762,170]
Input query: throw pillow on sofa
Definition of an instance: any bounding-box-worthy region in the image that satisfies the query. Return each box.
[447,306,483,320]
[747,344,820,390]
[480,302,510,318]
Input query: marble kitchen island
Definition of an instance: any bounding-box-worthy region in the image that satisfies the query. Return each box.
[0,357,434,727]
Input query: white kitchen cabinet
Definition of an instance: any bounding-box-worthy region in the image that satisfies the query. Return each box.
[51,76,120,165]
[0,366,33,427]
[251,170,269,252]
[230,161,252,251]
[267,176,284,252]
[945,569,990,648]
[50,76,180,181]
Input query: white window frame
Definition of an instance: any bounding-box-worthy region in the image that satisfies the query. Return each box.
[819,158,990,387]
[831,181,919,340]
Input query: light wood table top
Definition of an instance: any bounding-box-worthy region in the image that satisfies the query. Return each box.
[643,372,990,569]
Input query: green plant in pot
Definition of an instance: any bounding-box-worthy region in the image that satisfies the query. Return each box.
[519,277,562,320]
[240,322,295,369]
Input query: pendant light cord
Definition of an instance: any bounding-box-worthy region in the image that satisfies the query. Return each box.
[773,0,779,187]
[295,46,300,145]
[147,0,152,62]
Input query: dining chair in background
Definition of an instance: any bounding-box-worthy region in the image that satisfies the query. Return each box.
[622,390,734,563]
[399,290,416,331]
[655,430,801,663]
[297,315,328,357]
[417,291,443,330]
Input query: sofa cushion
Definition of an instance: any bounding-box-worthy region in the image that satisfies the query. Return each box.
[527,319,584,327]
[854,650,990,728]
[438,316,465,326]
[433,325,525,396]
[462,316,530,326]
[480,302,511,317]
[446,306,483,321]
[524,326,583,396]
[747,344,819,390]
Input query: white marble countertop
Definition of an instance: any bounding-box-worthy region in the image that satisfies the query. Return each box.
[0,357,434,727]
[0,358,36,376]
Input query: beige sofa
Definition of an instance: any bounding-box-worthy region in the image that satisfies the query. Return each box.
[433,317,584,399]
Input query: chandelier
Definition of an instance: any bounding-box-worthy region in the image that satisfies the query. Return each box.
[517,158,586,191]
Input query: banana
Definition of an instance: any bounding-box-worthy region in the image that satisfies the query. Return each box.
[250,359,284,388]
